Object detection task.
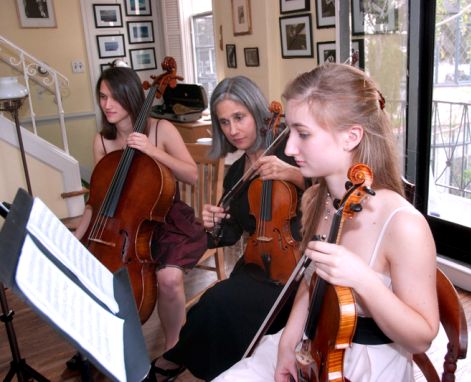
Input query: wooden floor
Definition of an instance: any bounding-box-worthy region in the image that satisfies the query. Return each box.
[1,246,471,382]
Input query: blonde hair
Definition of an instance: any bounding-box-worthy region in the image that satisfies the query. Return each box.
[282,64,404,251]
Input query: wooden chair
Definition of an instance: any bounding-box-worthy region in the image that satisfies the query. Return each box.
[402,177,468,380]
[413,268,468,381]
[180,143,227,308]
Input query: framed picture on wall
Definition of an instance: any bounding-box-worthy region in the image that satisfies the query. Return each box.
[351,0,397,35]
[316,41,336,65]
[351,39,365,69]
[226,44,237,68]
[125,0,152,16]
[279,13,313,58]
[127,21,154,44]
[279,0,310,14]
[231,0,252,36]
[93,4,123,28]
[315,0,335,28]
[244,47,259,67]
[129,47,157,71]
[100,63,113,72]
[16,0,56,28]
[316,40,365,69]
[96,34,126,59]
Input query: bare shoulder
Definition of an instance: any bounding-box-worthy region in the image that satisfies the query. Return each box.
[372,189,436,261]
[151,118,181,143]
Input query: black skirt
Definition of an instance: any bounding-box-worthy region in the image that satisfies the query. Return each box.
[163,263,295,381]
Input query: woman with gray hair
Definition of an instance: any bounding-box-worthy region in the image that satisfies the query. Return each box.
[150,76,307,381]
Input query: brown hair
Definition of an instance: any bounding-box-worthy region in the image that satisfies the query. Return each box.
[96,67,145,140]
[282,63,404,251]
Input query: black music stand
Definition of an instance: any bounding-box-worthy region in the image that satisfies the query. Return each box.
[0,202,49,382]
[0,282,49,382]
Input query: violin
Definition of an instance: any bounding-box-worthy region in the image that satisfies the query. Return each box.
[82,57,182,323]
[295,164,375,382]
[243,101,300,284]
[211,104,291,242]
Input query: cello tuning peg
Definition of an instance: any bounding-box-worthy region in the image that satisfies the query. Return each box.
[365,186,376,196]
[345,181,353,190]
[350,203,362,212]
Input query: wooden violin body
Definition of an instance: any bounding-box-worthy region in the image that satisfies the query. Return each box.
[295,163,375,381]
[245,177,300,284]
[83,150,175,323]
[296,275,356,382]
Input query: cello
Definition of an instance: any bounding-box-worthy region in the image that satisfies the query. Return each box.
[82,57,182,324]
[295,164,375,382]
[244,101,300,284]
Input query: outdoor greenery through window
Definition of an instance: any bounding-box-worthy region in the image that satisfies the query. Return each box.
[429,0,471,227]
[434,1,471,86]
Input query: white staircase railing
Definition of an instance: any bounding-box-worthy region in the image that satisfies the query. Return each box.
[0,34,70,153]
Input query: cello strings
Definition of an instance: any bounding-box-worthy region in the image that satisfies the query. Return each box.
[88,85,157,241]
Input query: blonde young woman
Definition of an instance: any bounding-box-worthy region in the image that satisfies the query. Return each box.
[215,64,439,382]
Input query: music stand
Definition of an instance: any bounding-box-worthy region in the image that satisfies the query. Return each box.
[0,282,50,382]
[0,202,49,382]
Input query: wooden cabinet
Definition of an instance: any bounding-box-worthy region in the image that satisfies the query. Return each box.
[171,119,212,143]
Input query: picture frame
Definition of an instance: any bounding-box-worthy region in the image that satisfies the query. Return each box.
[16,0,56,28]
[100,63,113,73]
[129,47,157,71]
[244,47,259,67]
[127,21,154,44]
[315,0,335,28]
[351,39,365,69]
[226,44,237,68]
[93,4,122,28]
[316,40,365,69]
[279,14,313,59]
[316,41,336,65]
[351,0,397,35]
[231,0,252,36]
[125,0,152,16]
[279,0,310,14]
[96,34,126,59]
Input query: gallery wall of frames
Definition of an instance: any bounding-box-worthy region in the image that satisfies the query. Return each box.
[92,0,158,73]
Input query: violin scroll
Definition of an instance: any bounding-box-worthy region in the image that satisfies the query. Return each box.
[338,164,375,219]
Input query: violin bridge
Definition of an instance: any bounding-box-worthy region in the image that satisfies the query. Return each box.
[257,236,273,243]
[88,238,116,247]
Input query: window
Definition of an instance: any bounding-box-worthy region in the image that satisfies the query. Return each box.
[434,1,471,86]
[191,12,217,99]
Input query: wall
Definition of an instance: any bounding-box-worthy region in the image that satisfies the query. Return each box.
[212,0,335,103]
[0,0,97,174]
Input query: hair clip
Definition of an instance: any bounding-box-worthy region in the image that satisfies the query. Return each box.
[378,91,386,110]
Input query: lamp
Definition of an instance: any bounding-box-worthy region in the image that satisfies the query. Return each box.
[0,77,32,195]
[110,58,130,68]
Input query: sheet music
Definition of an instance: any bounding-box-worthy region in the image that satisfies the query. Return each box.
[26,197,119,313]
[16,236,127,382]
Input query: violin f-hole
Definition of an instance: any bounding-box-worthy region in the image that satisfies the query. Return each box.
[120,229,129,263]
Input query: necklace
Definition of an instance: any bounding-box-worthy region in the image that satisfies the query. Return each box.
[315,192,338,242]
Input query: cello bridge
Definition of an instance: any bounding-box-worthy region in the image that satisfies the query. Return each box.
[257,236,273,243]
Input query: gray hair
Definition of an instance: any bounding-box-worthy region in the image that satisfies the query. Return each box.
[209,76,270,159]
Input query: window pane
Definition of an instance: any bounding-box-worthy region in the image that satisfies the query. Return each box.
[192,13,217,99]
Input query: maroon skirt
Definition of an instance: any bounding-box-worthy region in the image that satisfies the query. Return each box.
[151,198,207,269]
